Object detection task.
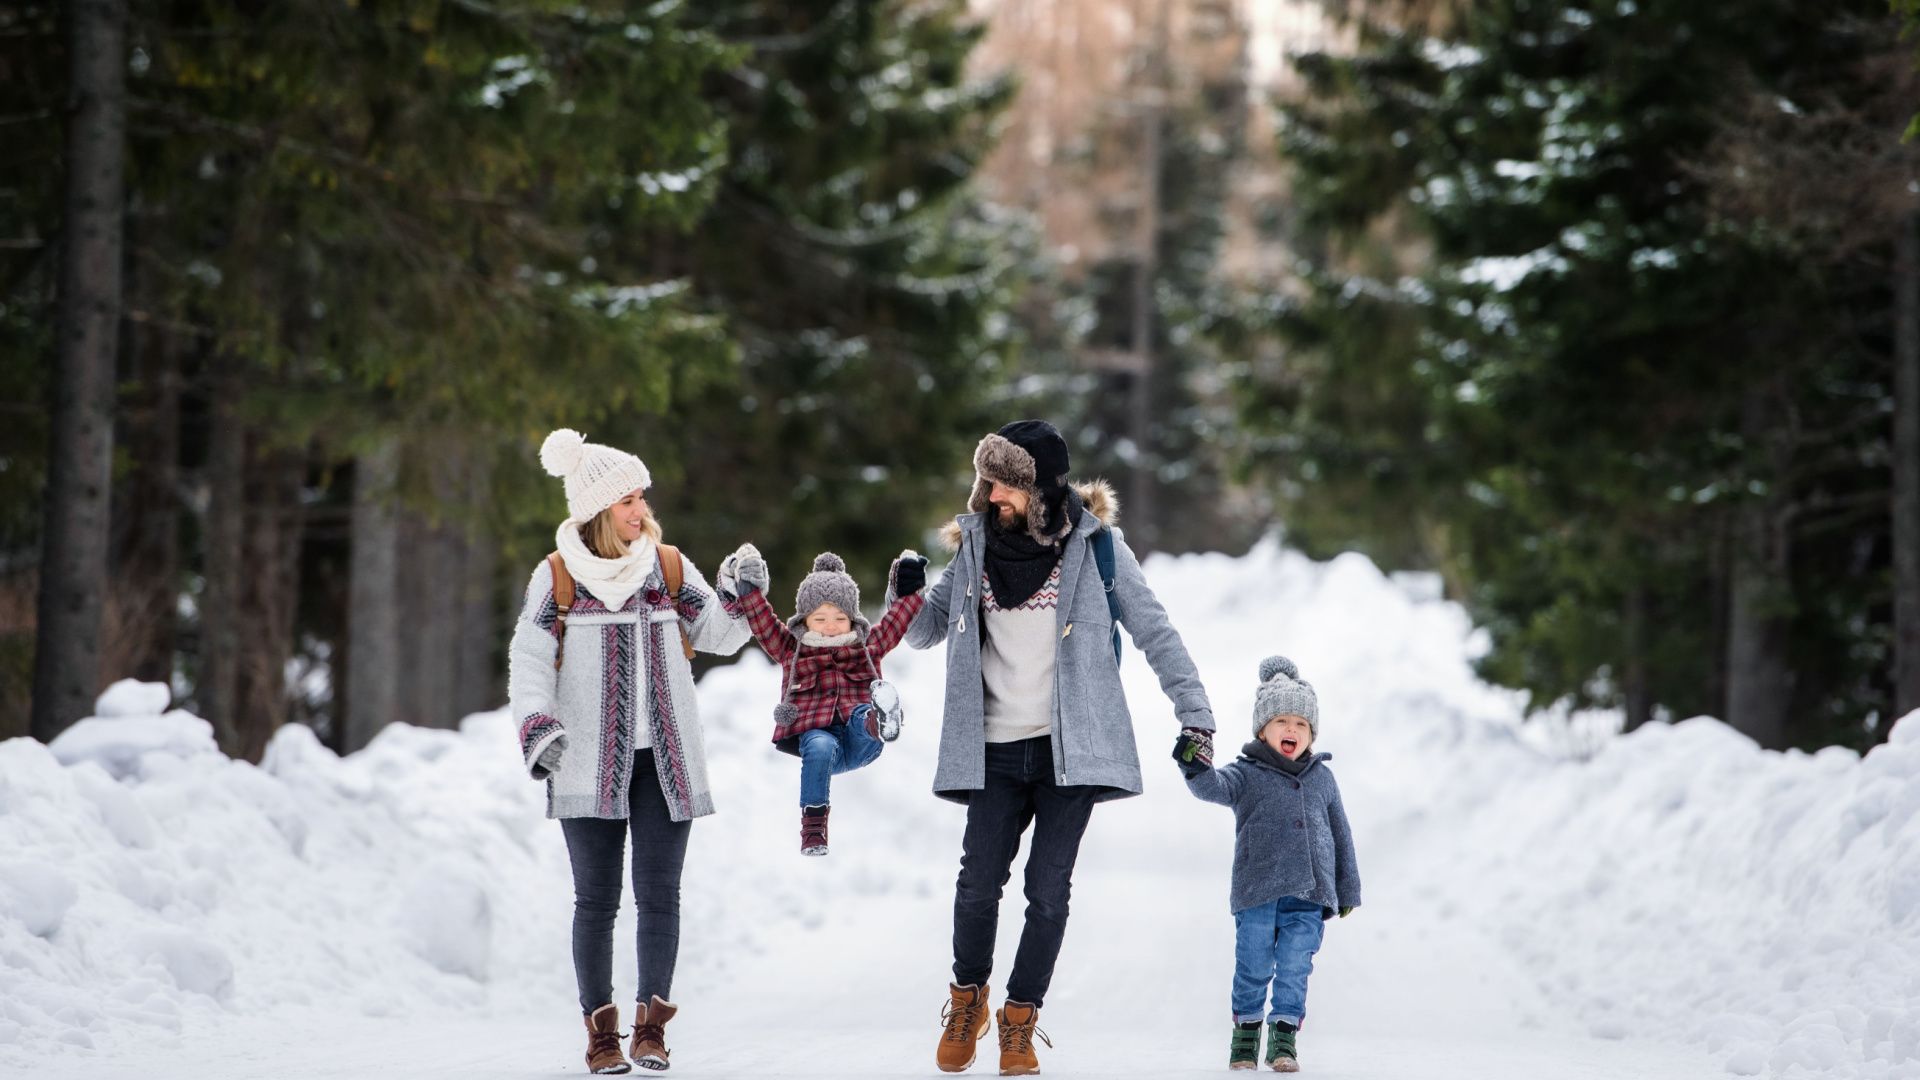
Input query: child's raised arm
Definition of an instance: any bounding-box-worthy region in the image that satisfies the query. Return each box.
[1183,758,1246,806]
[718,543,795,664]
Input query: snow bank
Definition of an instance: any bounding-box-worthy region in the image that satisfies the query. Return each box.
[1,542,1914,1078]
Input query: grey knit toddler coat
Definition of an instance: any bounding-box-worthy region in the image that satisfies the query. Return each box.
[1186,746,1363,916]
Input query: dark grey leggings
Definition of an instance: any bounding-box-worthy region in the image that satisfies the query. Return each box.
[559,750,691,1013]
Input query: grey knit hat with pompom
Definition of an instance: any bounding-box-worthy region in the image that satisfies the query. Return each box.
[789,552,870,636]
[1253,655,1318,737]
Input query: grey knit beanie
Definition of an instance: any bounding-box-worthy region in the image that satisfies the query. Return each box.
[789,553,870,636]
[1253,655,1318,737]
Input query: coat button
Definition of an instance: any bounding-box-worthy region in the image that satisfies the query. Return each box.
[1292,781,1301,789]
[1295,819,1304,828]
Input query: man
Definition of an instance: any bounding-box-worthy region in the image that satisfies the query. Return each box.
[906,419,1217,1075]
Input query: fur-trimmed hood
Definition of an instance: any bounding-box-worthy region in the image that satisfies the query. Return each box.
[939,479,1120,551]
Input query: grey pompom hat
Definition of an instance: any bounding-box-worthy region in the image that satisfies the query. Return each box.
[1253,655,1318,737]
[790,552,870,636]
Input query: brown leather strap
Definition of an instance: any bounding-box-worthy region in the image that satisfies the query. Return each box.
[546,552,574,671]
[657,544,695,660]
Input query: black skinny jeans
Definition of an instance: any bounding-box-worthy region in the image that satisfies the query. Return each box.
[559,750,691,1014]
[951,736,1100,1009]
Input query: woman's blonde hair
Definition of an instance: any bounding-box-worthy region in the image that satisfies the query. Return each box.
[580,501,662,558]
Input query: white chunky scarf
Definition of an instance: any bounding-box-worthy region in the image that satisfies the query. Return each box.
[554,520,659,610]
[799,629,861,648]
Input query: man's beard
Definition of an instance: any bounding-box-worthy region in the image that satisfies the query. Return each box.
[991,504,1028,533]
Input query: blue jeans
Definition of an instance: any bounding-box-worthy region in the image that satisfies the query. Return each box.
[797,704,883,808]
[1232,896,1325,1025]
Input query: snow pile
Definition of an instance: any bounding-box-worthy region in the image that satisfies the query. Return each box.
[1,543,1914,1078]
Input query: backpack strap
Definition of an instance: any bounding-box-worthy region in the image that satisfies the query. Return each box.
[657,544,696,661]
[1091,528,1123,665]
[546,552,574,671]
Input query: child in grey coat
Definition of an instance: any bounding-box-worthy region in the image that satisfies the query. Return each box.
[1177,656,1362,1072]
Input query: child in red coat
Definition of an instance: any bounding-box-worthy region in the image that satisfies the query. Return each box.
[719,546,928,855]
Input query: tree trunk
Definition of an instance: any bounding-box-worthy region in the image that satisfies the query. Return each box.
[1125,0,1168,556]
[1893,210,1920,720]
[107,321,181,687]
[1621,582,1653,733]
[228,446,306,762]
[453,453,500,720]
[342,440,401,752]
[399,506,460,730]
[31,0,127,740]
[1724,392,1793,749]
[197,364,246,750]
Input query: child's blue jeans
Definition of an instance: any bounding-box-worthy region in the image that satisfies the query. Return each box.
[797,704,883,808]
[1232,895,1325,1025]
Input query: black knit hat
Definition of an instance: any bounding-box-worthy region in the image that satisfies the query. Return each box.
[967,419,1076,543]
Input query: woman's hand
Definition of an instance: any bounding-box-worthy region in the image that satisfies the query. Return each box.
[718,542,768,600]
[532,738,566,780]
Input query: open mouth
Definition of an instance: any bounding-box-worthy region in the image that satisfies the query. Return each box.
[1280,738,1300,756]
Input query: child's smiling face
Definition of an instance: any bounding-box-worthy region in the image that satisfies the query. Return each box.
[1260,714,1312,760]
[805,603,852,637]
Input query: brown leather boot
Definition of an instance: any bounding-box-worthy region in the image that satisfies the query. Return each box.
[995,1000,1050,1076]
[801,805,830,856]
[583,1004,632,1075]
[937,982,992,1072]
[629,996,676,1071]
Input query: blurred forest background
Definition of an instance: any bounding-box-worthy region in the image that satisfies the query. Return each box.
[4,0,1917,759]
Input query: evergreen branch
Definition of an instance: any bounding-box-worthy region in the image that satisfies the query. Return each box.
[128,97,520,211]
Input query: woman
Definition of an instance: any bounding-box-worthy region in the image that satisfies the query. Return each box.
[508,428,751,1074]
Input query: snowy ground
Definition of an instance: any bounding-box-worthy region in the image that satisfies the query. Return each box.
[3,540,1916,1079]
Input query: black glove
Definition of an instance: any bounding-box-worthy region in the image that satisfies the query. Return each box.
[892,554,929,598]
[1173,727,1213,778]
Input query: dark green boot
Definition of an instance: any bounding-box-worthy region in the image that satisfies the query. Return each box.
[1229,1021,1261,1070]
[1264,1021,1298,1072]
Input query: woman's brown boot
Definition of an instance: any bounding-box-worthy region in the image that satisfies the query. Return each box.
[583,1004,632,1074]
[630,995,676,1071]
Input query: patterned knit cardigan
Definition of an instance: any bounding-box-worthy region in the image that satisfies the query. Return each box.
[507,552,751,822]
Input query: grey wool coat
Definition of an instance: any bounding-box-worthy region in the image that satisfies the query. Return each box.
[905,480,1216,803]
[1186,748,1363,916]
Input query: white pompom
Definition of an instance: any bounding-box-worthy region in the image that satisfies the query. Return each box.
[540,428,586,477]
[1259,655,1298,682]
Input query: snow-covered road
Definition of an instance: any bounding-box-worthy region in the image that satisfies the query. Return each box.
[4,541,1912,1078]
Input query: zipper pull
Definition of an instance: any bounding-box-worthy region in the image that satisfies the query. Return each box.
[1062,622,1073,639]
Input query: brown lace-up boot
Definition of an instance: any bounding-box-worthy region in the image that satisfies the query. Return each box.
[995,1000,1050,1076]
[937,982,992,1072]
[629,996,676,1071]
[583,1004,631,1075]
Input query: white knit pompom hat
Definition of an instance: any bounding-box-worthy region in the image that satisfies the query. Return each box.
[540,428,652,523]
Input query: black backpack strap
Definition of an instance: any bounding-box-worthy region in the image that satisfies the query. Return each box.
[1092,528,1122,665]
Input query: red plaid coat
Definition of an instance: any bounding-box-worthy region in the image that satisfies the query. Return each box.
[731,587,925,753]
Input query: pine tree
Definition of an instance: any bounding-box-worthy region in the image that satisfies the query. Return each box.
[595,0,1028,599]
[1253,0,1898,748]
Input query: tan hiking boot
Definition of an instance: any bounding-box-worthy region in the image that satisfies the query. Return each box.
[996,1000,1050,1076]
[630,996,676,1071]
[937,982,992,1072]
[583,1004,632,1075]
